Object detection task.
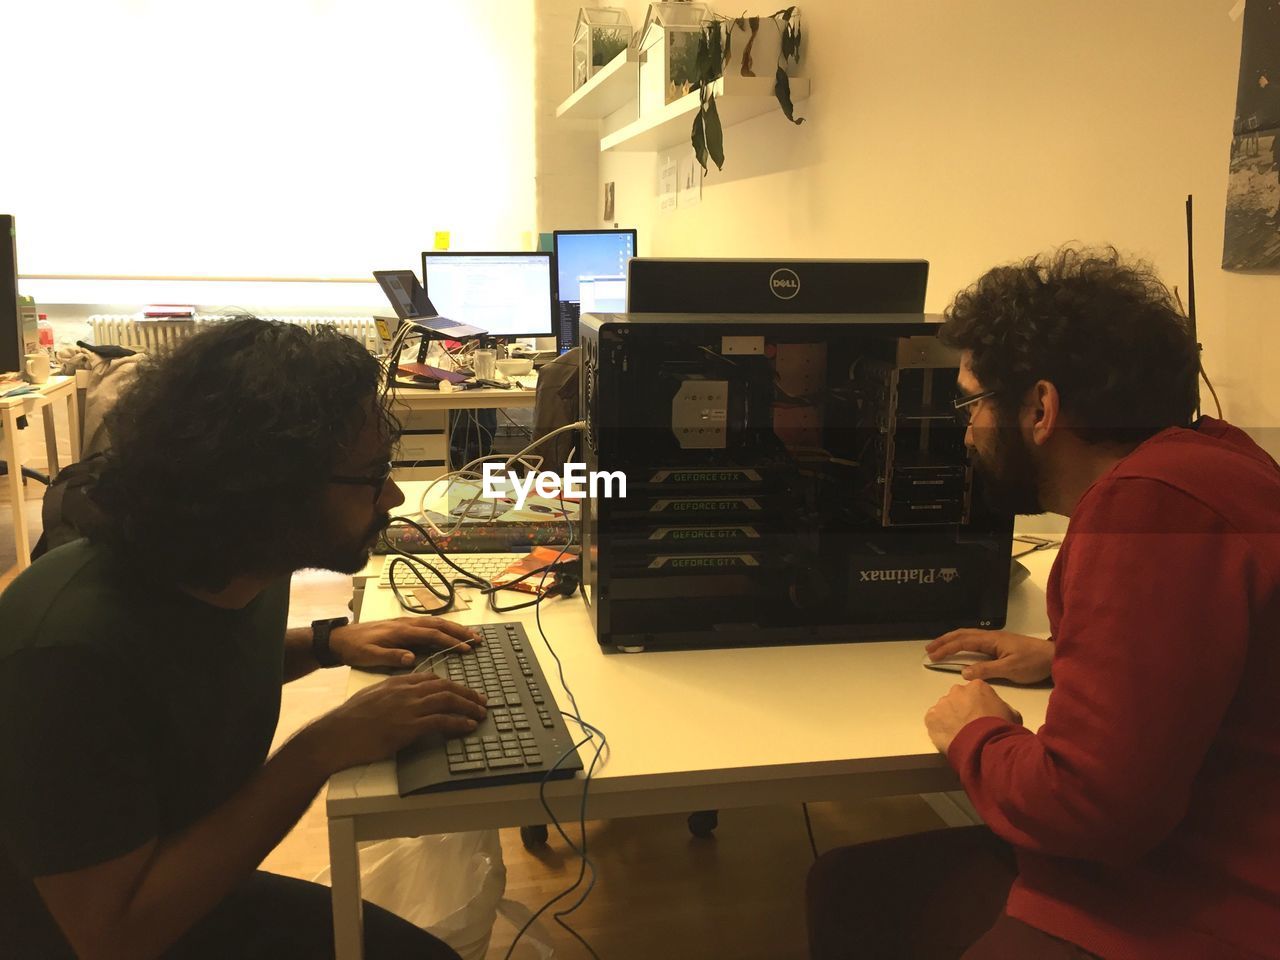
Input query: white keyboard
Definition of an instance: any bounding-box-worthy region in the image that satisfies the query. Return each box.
[378,552,524,588]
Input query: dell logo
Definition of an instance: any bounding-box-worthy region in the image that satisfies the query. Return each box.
[769,267,801,300]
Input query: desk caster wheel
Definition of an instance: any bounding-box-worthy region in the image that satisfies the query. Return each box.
[520,825,548,848]
[687,810,718,838]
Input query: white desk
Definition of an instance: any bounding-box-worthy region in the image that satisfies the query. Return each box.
[1,375,81,570]
[325,548,1056,959]
[387,377,538,413]
[386,377,537,480]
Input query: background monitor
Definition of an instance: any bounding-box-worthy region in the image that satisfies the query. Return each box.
[1,216,20,375]
[422,251,555,339]
[626,258,928,314]
[553,229,637,353]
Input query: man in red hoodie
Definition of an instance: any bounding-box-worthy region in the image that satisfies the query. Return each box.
[807,247,1280,960]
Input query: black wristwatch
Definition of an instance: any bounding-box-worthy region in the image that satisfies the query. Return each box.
[311,616,349,668]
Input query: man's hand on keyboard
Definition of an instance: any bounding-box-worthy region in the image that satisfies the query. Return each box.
[330,616,482,671]
[309,673,489,772]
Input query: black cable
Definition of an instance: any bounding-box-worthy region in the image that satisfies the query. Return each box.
[802,802,820,861]
[502,725,606,960]
[387,492,601,957]
[501,489,606,960]
[484,564,557,613]
[386,510,575,615]
[384,471,600,957]
[380,520,457,615]
[1011,535,1061,560]
[380,516,502,615]
[385,555,451,615]
[536,489,604,948]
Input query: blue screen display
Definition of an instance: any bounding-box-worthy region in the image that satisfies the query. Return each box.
[555,231,635,303]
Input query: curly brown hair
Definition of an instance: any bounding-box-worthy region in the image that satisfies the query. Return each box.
[940,246,1199,445]
[90,318,399,589]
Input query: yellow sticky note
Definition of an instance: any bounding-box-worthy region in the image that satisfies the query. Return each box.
[433,231,451,250]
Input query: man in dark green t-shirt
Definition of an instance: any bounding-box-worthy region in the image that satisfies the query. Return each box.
[0,319,486,959]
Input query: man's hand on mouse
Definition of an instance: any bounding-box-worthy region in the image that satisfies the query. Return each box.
[926,629,1054,684]
[329,617,482,671]
[925,680,1023,755]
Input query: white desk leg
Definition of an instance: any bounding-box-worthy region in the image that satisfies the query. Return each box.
[3,405,31,570]
[65,388,82,465]
[328,815,365,960]
[41,404,61,479]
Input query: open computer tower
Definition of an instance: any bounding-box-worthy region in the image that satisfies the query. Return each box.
[579,312,1014,652]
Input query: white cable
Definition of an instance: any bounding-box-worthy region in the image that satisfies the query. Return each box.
[413,421,586,536]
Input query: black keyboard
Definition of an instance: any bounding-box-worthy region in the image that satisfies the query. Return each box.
[396,621,585,796]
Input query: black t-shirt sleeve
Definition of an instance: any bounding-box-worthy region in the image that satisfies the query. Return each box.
[0,647,159,877]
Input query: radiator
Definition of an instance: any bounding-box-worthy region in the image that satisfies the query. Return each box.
[87,315,381,352]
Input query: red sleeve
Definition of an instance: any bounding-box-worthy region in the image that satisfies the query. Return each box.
[947,477,1252,864]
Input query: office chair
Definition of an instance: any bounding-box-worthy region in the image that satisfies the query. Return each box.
[0,461,50,486]
[1,412,51,487]
[529,347,580,473]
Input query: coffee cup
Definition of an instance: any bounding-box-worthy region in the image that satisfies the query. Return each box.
[24,354,50,384]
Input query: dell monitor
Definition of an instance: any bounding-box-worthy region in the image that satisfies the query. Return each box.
[626,258,928,314]
[553,229,636,352]
[421,252,556,340]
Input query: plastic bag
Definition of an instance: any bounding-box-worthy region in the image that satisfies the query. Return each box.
[316,830,554,960]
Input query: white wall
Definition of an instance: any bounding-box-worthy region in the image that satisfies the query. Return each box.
[592,0,1278,438]
[534,0,601,234]
[2,0,536,287]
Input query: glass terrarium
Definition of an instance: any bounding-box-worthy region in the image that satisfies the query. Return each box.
[637,2,711,112]
[572,7,633,92]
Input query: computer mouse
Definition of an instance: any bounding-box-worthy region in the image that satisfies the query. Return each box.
[922,650,995,673]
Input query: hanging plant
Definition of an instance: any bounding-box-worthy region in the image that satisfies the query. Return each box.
[691,6,804,175]
[691,18,726,173]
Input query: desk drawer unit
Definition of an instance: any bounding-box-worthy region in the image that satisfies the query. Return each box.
[394,409,448,477]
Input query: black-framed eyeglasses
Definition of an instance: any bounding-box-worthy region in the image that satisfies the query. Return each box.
[953,389,998,423]
[329,461,393,500]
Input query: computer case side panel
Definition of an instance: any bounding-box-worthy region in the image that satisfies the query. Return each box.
[580,312,1014,653]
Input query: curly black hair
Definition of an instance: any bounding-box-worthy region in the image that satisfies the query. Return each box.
[91,318,400,589]
[940,246,1199,445]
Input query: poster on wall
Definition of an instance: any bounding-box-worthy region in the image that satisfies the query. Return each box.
[657,154,678,214]
[1223,0,1280,270]
[677,154,702,208]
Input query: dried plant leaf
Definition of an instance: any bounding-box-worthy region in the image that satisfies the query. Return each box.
[706,96,726,169]
[774,66,805,124]
[741,16,760,76]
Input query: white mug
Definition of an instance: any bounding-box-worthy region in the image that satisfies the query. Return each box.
[24,353,50,384]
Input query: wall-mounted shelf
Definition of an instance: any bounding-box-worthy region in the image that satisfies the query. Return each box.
[599,74,810,153]
[555,51,641,121]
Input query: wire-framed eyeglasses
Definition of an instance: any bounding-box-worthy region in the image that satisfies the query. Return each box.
[953,389,998,424]
[329,461,394,501]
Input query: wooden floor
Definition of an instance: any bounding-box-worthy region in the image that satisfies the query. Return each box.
[3,475,947,960]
